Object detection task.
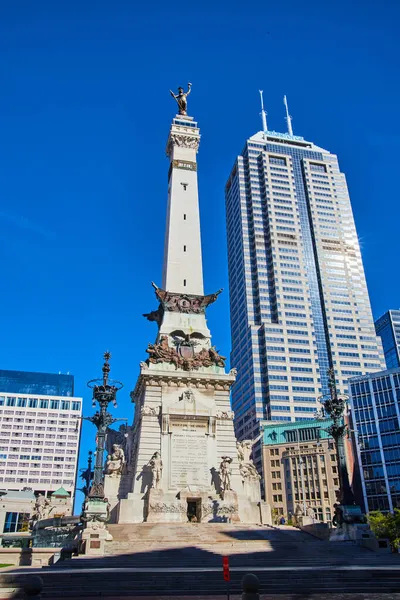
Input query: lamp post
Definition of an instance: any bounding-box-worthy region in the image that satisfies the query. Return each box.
[84,351,124,500]
[79,451,93,497]
[295,430,307,516]
[319,367,355,506]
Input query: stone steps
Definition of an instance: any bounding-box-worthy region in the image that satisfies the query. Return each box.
[3,524,400,597]
[4,568,400,597]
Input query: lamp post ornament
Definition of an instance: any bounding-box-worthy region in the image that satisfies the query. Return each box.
[84,351,124,500]
[321,367,355,506]
[79,450,93,498]
[319,368,371,537]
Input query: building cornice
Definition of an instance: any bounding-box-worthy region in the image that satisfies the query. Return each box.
[131,366,237,401]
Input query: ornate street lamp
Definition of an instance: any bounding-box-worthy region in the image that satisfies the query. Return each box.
[84,352,124,500]
[79,451,93,497]
[319,367,355,506]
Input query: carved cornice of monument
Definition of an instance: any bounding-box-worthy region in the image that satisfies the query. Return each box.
[166,133,200,156]
[144,284,222,319]
[146,335,226,371]
[131,368,236,400]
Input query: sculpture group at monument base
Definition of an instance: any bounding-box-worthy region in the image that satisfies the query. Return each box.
[116,485,270,525]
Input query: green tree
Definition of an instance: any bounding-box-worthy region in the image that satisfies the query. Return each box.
[368,510,400,550]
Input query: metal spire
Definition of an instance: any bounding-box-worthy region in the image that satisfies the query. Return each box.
[283,95,293,136]
[259,90,268,135]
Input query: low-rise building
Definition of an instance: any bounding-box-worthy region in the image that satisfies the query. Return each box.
[262,418,340,523]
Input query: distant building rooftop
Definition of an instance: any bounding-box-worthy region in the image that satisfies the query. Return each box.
[51,487,70,498]
[262,418,334,445]
[0,369,74,397]
[0,489,36,500]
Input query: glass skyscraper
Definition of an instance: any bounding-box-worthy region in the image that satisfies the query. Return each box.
[349,368,400,512]
[375,310,400,369]
[0,370,74,397]
[225,124,385,444]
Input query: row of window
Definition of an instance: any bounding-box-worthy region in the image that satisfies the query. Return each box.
[0,397,81,411]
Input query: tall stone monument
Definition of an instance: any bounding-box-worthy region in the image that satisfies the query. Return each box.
[113,86,270,525]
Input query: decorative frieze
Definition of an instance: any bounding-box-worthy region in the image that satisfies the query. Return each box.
[166,133,200,154]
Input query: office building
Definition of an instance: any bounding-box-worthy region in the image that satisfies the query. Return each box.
[349,368,400,512]
[225,98,385,444]
[375,310,400,369]
[262,418,340,523]
[0,370,82,505]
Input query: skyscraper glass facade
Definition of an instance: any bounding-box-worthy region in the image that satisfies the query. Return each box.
[375,310,400,370]
[225,129,385,444]
[0,370,74,397]
[349,368,400,512]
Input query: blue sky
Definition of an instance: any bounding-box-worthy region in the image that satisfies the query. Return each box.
[0,0,398,504]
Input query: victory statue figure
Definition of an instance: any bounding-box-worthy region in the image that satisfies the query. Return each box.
[170,83,192,115]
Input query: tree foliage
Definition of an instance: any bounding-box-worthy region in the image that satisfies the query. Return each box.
[368,510,400,549]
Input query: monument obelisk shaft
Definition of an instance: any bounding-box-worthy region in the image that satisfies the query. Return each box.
[114,85,270,527]
[162,112,203,295]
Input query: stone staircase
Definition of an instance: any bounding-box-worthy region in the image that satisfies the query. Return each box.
[3,524,400,597]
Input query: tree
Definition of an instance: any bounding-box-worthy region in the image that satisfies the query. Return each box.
[368,510,400,550]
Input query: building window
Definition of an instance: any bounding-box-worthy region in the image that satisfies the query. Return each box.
[6,397,16,407]
[61,401,70,410]
[50,400,59,410]
[310,162,327,173]
[39,400,49,409]
[72,402,81,411]
[3,512,30,533]
[17,398,27,407]
[269,156,287,166]
[28,399,38,408]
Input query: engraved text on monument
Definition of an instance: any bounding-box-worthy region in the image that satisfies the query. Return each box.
[170,420,209,488]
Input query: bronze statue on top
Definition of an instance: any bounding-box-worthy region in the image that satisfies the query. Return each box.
[170,83,192,115]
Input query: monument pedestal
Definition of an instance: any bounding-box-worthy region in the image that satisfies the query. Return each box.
[258,501,272,525]
[118,492,146,523]
[81,499,112,556]
[221,490,240,523]
[329,504,376,546]
[104,474,121,524]
[330,522,375,544]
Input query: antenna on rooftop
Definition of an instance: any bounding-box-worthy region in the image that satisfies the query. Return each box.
[259,90,268,136]
[283,95,293,136]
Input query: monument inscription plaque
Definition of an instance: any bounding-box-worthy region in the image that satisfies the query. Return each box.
[170,420,209,488]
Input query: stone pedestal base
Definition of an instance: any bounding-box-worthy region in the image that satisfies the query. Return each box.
[330,522,375,544]
[241,478,262,503]
[80,499,112,556]
[146,489,186,523]
[258,501,272,525]
[220,490,240,523]
[104,474,121,525]
[298,515,314,527]
[81,526,110,556]
[118,493,146,523]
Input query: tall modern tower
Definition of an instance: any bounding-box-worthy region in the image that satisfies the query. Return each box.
[225,98,385,445]
[375,310,400,369]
